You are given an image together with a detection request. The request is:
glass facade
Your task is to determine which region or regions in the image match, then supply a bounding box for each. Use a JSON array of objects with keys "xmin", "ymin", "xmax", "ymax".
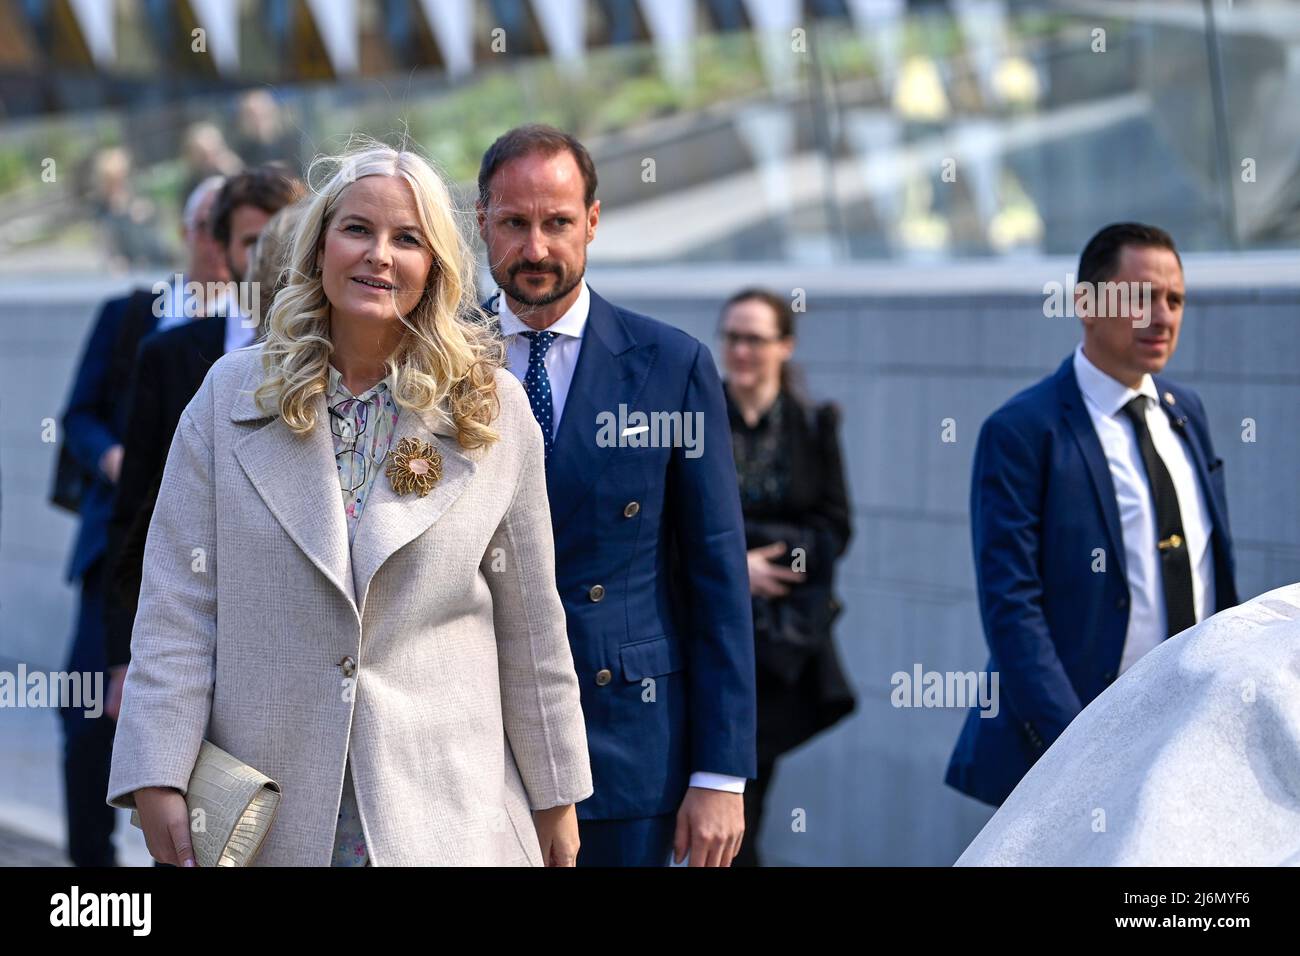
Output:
[{"xmin": 0, "ymin": 0, "xmax": 1295, "ymax": 273}]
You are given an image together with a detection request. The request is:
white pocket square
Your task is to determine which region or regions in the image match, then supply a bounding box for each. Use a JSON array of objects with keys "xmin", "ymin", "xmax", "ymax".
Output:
[{"xmin": 621, "ymin": 425, "xmax": 649, "ymax": 437}]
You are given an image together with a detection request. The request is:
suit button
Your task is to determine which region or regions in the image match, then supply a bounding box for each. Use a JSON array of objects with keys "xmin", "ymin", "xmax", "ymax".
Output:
[
  {"xmin": 1116, "ymin": 596, "xmax": 1129, "ymax": 609},
  {"xmin": 623, "ymin": 501, "xmax": 640, "ymax": 518},
  {"xmin": 589, "ymin": 584, "xmax": 606, "ymax": 602},
  {"xmin": 595, "ymin": 668, "xmax": 613, "ymax": 686},
  {"xmin": 1104, "ymin": 670, "xmax": 1116, "ymax": 683},
  {"xmin": 339, "ymin": 656, "xmax": 357, "ymax": 678}
]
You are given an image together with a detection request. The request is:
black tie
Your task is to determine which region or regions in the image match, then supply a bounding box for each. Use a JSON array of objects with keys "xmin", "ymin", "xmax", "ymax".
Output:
[{"xmin": 1120, "ymin": 396, "xmax": 1196, "ymax": 637}]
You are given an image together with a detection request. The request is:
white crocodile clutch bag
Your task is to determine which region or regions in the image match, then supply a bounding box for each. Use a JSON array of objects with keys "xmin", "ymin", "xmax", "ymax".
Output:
[{"xmin": 129, "ymin": 739, "xmax": 281, "ymax": 867}]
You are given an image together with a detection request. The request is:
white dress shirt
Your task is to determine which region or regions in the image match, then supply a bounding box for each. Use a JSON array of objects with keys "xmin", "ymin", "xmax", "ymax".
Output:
[
  {"xmin": 494, "ymin": 281, "xmax": 745, "ymax": 796},
  {"xmin": 495, "ymin": 281, "xmax": 590, "ymax": 431},
  {"xmin": 1073, "ymin": 344, "xmax": 1216, "ymax": 674},
  {"xmin": 224, "ymin": 310, "xmax": 256, "ymax": 354},
  {"xmin": 154, "ymin": 274, "xmax": 193, "ymax": 334},
  {"xmin": 157, "ymin": 275, "xmax": 247, "ymax": 345}
]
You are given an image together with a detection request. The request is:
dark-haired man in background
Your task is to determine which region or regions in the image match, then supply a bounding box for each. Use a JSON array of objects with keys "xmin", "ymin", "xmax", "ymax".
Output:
[
  {"xmin": 56, "ymin": 176, "xmax": 230, "ymax": 866},
  {"xmin": 946, "ymin": 222, "xmax": 1239, "ymax": 807},
  {"xmin": 103, "ymin": 166, "xmax": 305, "ymax": 714},
  {"xmin": 476, "ymin": 125, "xmax": 756, "ymax": 866}
]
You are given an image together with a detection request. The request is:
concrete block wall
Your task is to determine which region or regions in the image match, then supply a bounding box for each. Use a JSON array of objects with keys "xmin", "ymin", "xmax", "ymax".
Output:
[
  {"xmin": 2, "ymin": 271, "xmax": 1296, "ymax": 864},
  {"xmin": 618, "ymin": 278, "xmax": 1300, "ymax": 865}
]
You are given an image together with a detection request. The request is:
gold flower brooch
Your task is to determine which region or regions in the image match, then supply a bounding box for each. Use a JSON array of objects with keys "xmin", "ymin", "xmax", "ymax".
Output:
[{"xmin": 386, "ymin": 436, "xmax": 443, "ymax": 497}]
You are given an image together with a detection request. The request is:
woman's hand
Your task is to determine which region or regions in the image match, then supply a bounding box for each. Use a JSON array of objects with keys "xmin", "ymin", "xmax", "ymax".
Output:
[
  {"xmin": 99, "ymin": 444, "xmax": 124, "ymax": 484},
  {"xmin": 105, "ymin": 665, "xmax": 127, "ymax": 722},
  {"xmin": 532, "ymin": 803, "xmax": 580, "ymax": 866},
  {"xmin": 747, "ymin": 541, "xmax": 805, "ymax": 598},
  {"xmin": 134, "ymin": 787, "xmax": 196, "ymax": 866}
]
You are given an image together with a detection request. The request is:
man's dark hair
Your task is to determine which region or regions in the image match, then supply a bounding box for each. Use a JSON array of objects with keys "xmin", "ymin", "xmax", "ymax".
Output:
[
  {"xmin": 477, "ymin": 124, "xmax": 598, "ymax": 209},
  {"xmin": 1077, "ymin": 222, "xmax": 1182, "ymax": 287},
  {"xmin": 211, "ymin": 164, "xmax": 305, "ymax": 245}
]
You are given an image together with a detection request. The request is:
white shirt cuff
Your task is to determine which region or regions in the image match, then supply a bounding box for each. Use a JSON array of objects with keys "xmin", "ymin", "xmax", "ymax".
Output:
[{"xmin": 689, "ymin": 772, "xmax": 746, "ymax": 794}]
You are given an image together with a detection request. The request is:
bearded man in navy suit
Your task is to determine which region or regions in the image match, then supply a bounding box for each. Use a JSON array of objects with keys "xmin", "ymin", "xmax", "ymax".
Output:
[{"xmin": 476, "ymin": 125, "xmax": 757, "ymax": 866}]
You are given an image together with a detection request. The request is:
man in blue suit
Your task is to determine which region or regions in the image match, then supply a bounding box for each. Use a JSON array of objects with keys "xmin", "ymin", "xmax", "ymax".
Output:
[
  {"xmin": 56, "ymin": 176, "xmax": 229, "ymax": 865},
  {"xmin": 477, "ymin": 125, "xmax": 757, "ymax": 866},
  {"xmin": 946, "ymin": 222, "xmax": 1238, "ymax": 807}
]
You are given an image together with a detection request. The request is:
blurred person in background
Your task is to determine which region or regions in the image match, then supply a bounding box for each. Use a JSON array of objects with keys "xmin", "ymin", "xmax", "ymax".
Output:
[
  {"xmin": 55, "ymin": 174, "xmax": 229, "ymax": 866},
  {"xmin": 88, "ymin": 146, "xmax": 172, "ymax": 269},
  {"xmin": 179, "ymin": 121, "xmax": 242, "ymax": 210},
  {"xmin": 718, "ymin": 289, "xmax": 855, "ymax": 867},
  {"xmin": 104, "ymin": 169, "xmax": 307, "ymax": 717},
  {"xmin": 946, "ymin": 222, "xmax": 1239, "ymax": 807},
  {"xmin": 210, "ymin": 165, "xmax": 305, "ymax": 285},
  {"xmin": 233, "ymin": 90, "xmax": 301, "ymax": 172}
]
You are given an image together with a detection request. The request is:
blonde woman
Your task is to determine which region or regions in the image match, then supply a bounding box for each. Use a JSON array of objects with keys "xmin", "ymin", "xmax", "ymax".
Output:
[{"xmin": 107, "ymin": 142, "xmax": 593, "ymax": 866}]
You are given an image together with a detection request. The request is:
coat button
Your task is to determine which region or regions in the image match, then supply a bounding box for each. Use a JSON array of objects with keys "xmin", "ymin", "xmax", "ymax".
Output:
[
  {"xmin": 589, "ymin": 584, "xmax": 606, "ymax": 602},
  {"xmin": 1104, "ymin": 670, "xmax": 1116, "ymax": 683},
  {"xmin": 1116, "ymin": 596, "xmax": 1129, "ymax": 609},
  {"xmin": 623, "ymin": 501, "xmax": 640, "ymax": 518},
  {"xmin": 339, "ymin": 656, "xmax": 357, "ymax": 678},
  {"xmin": 595, "ymin": 668, "xmax": 613, "ymax": 686}
]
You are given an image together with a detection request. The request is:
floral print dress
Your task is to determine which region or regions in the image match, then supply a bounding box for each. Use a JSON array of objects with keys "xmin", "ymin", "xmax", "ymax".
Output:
[{"xmin": 325, "ymin": 363, "xmax": 400, "ymax": 866}]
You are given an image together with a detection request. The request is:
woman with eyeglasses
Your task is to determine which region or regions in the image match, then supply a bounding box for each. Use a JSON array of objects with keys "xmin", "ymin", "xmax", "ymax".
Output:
[
  {"xmin": 106, "ymin": 142, "xmax": 592, "ymax": 866},
  {"xmin": 718, "ymin": 288, "xmax": 855, "ymax": 867}
]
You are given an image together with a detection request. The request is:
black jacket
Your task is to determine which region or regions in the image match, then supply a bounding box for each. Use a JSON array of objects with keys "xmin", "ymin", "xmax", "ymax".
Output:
[
  {"xmin": 105, "ymin": 315, "xmax": 226, "ymax": 667},
  {"xmin": 726, "ymin": 386, "xmax": 856, "ymax": 764}
]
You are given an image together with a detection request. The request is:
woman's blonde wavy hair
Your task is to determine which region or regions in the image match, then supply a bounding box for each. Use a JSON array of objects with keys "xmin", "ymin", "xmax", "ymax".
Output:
[{"xmin": 253, "ymin": 138, "xmax": 504, "ymax": 449}]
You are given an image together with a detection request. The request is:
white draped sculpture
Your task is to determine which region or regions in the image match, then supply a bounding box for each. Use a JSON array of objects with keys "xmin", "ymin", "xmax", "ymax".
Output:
[{"xmin": 958, "ymin": 583, "xmax": 1300, "ymax": 866}]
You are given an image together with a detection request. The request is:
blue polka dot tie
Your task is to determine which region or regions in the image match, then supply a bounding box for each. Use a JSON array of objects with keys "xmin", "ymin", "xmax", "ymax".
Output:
[{"xmin": 521, "ymin": 330, "xmax": 557, "ymax": 459}]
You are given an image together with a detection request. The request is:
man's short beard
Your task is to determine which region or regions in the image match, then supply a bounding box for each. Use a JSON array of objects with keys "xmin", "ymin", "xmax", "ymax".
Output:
[{"xmin": 495, "ymin": 256, "xmax": 585, "ymax": 309}]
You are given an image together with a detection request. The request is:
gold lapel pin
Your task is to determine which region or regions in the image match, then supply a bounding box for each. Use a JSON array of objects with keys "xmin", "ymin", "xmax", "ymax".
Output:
[{"xmin": 386, "ymin": 436, "xmax": 443, "ymax": 498}]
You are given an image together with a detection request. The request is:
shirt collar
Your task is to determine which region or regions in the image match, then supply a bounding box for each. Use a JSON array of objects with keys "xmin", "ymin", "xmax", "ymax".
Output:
[
  {"xmin": 225, "ymin": 312, "xmax": 255, "ymax": 351},
  {"xmin": 1073, "ymin": 343, "xmax": 1159, "ymax": 418},
  {"xmin": 160, "ymin": 274, "xmax": 236, "ymax": 322},
  {"xmin": 494, "ymin": 280, "xmax": 590, "ymax": 340},
  {"xmin": 327, "ymin": 362, "xmax": 393, "ymax": 403}
]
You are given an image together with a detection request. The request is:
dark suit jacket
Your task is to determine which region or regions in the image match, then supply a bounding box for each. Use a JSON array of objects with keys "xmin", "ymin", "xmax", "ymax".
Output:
[
  {"xmin": 488, "ymin": 287, "xmax": 758, "ymax": 819},
  {"xmin": 60, "ymin": 289, "xmax": 160, "ymax": 583},
  {"xmin": 945, "ymin": 354, "xmax": 1238, "ymax": 806},
  {"xmin": 725, "ymin": 387, "xmax": 856, "ymax": 765},
  {"xmin": 105, "ymin": 315, "xmax": 226, "ymax": 667}
]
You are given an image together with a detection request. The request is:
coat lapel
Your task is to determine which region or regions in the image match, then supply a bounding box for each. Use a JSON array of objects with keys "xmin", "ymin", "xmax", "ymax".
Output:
[
  {"xmin": 545, "ymin": 289, "xmax": 657, "ymax": 531},
  {"xmin": 348, "ymin": 406, "xmax": 476, "ymax": 618},
  {"xmin": 1057, "ymin": 357, "xmax": 1129, "ymax": 581},
  {"xmin": 1150, "ymin": 378, "xmax": 1237, "ymax": 608},
  {"xmin": 230, "ymin": 361, "xmax": 357, "ymax": 614},
  {"xmin": 229, "ymin": 355, "xmax": 477, "ymax": 621},
  {"xmin": 1151, "ymin": 378, "xmax": 1228, "ymax": 541}
]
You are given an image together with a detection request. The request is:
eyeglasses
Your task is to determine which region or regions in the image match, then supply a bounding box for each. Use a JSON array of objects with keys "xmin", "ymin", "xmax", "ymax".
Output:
[
  {"xmin": 330, "ymin": 398, "xmax": 387, "ymax": 494},
  {"xmin": 720, "ymin": 331, "xmax": 784, "ymax": 350}
]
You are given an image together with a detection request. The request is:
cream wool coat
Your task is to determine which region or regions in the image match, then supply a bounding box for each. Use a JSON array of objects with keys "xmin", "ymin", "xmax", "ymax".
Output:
[{"xmin": 107, "ymin": 344, "xmax": 593, "ymax": 865}]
